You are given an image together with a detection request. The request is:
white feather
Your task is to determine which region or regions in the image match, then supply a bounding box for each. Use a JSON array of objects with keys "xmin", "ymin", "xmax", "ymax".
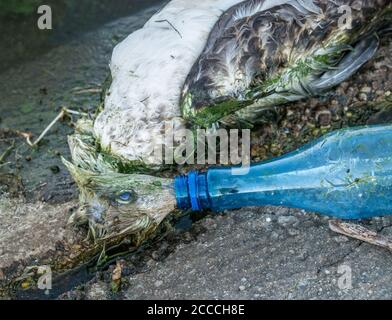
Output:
[
  {"xmin": 232, "ymin": 0, "xmax": 292, "ymax": 20},
  {"xmin": 94, "ymin": 0, "xmax": 244, "ymax": 164}
]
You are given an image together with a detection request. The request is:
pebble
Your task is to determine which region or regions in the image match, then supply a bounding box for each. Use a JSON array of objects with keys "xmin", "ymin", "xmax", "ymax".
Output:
[
  {"xmin": 297, "ymin": 279, "xmax": 308, "ymax": 289},
  {"xmin": 359, "ymin": 93, "xmax": 368, "ymax": 101},
  {"xmin": 146, "ymin": 259, "xmax": 157, "ymax": 268},
  {"xmin": 333, "ymin": 236, "xmax": 349, "ymax": 243},
  {"xmin": 278, "ymin": 216, "xmax": 299, "ymax": 228},
  {"xmin": 316, "ymin": 110, "xmax": 331, "ymax": 126},
  {"xmin": 288, "ymin": 228, "xmax": 300, "ymax": 236},
  {"xmin": 239, "ymin": 285, "xmax": 246, "ymax": 291},
  {"xmin": 154, "ymin": 280, "xmax": 163, "ymax": 288},
  {"xmin": 270, "ymin": 232, "xmax": 280, "ymax": 240},
  {"xmin": 297, "ymin": 250, "xmax": 309, "ymax": 261},
  {"xmin": 360, "ymin": 86, "xmax": 372, "ymax": 93}
]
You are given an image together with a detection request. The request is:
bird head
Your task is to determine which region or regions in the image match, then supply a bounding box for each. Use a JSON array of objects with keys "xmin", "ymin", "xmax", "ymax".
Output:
[{"xmin": 62, "ymin": 120, "xmax": 176, "ymax": 242}]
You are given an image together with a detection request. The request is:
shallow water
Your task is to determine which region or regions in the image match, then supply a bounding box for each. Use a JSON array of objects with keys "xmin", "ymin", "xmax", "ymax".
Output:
[{"xmin": 0, "ymin": 0, "xmax": 167, "ymax": 72}]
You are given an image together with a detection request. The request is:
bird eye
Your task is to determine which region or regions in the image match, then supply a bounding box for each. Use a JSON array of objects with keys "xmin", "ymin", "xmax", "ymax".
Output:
[{"xmin": 116, "ymin": 191, "xmax": 134, "ymax": 204}]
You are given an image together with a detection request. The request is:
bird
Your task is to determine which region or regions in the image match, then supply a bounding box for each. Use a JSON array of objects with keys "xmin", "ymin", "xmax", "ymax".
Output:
[{"xmin": 63, "ymin": 0, "xmax": 392, "ymax": 243}]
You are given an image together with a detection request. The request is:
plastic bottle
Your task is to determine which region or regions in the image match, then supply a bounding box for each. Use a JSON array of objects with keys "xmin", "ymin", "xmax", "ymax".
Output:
[{"xmin": 175, "ymin": 125, "xmax": 392, "ymax": 219}]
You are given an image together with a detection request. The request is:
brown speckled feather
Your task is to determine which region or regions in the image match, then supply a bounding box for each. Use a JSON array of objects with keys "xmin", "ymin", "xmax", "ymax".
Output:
[{"xmin": 181, "ymin": 0, "xmax": 391, "ymax": 127}]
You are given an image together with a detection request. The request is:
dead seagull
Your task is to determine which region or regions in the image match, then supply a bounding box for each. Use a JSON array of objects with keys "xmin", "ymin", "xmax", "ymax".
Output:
[{"xmin": 61, "ymin": 0, "xmax": 391, "ymax": 244}]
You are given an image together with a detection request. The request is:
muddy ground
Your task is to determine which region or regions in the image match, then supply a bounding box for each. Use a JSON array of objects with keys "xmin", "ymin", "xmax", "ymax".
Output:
[{"xmin": 1, "ymin": 3, "xmax": 392, "ymax": 299}]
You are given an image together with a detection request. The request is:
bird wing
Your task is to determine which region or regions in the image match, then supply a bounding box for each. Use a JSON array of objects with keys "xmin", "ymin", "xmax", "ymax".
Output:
[{"xmin": 181, "ymin": 0, "xmax": 388, "ymax": 127}]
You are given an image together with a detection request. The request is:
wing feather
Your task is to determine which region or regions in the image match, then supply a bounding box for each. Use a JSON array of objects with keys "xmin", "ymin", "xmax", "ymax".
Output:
[{"xmin": 181, "ymin": 0, "xmax": 389, "ymax": 127}]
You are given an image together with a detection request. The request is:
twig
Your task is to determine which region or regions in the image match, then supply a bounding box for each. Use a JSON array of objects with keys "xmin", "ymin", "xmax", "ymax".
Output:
[
  {"xmin": 0, "ymin": 162, "xmax": 11, "ymax": 168},
  {"xmin": 329, "ymin": 220, "xmax": 392, "ymax": 250},
  {"xmin": 72, "ymin": 87, "xmax": 102, "ymax": 95},
  {"xmin": 155, "ymin": 19, "xmax": 182, "ymax": 38},
  {"xmin": 63, "ymin": 108, "xmax": 88, "ymax": 117},
  {"xmin": 0, "ymin": 140, "xmax": 15, "ymax": 164},
  {"xmin": 27, "ymin": 182, "xmax": 48, "ymax": 193},
  {"xmin": 26, "ymin": 107, "xmax": 88, "ymax": 148},
  {"xmin": 26, "ymin": 111, "xmax": 64, "ymax": 147}
]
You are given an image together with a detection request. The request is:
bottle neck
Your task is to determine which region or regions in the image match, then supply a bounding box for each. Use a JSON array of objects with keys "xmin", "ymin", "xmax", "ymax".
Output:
[{"xmin": 175, "ymin": 171, "xmax": 209, "ymax": 211}]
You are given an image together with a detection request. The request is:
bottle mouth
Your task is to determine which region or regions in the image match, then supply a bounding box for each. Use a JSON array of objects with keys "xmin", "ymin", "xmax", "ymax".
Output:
[
  {"xmin": 174, "ymin": 174, "xmax": 191, "ymax": 210},
  {"xmin": 175, "ymin": 171, "xmax": 207, "ymax": 211}
]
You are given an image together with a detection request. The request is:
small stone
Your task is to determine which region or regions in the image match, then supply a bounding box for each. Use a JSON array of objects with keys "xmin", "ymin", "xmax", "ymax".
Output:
[
  {"xmin": 239, "ymin": 285, "xmax": 246, "ymax": 291},
  {"xmin": 146, "ymin": 259, "xmax": 156, "ymax": 268},
  {"xmin": 312, "ymin": 128, "xmax": 320, "ymax": 136},
  {"xmin": 297, "ymin": 250, "xmax": 309, "ymax": 261},
  {"xmin": 385, "ymin": 91, "xmax": 391, "ymax": 97},
  {"xmin": 298, "ymin": 279, "xmax": 308, "ymax": 289},
  {"xmin": 288, "ymin": 228, "xmax": 300, "ymax": 236},
  {"xmin": 316, "ymin": 110, "xmax": 331, "ymax": 126},
  {"xmin": 351, "ymin": 1, "xmax": 362, "ymax": 10},
  {"xmin": 360, "ymin": 86, "xmax": 372, "ymax": 93},
  {"xmin": 359, "ymin": 93, "xmax": 368, "ymax": 101},
  {"xmin": 333, "ymin": 236, "xmax": 349, "ymax": 243},
  {"xmin": 155, "ymin": 280, "xmax": 163, "ymax": 288},
  {"xmin": 21, "ymin": 282, "xmax": 31, "ymax": 290},
  {"xmin": 270, "ymin": 232, "xmax": 279, "ymax": 240},
  {"xmin": 278, "ymin": 216, "xmax": 299, "ymax": 228}
]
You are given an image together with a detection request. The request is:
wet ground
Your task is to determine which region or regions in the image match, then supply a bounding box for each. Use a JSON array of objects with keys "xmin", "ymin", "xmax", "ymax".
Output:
[
  {"xmin": 0, "ymin": 0, "xmax": 165, "ymax": 73},
  {"xmin": 1, "ymin": 2, "xmax": 392, "ymax": 300}
]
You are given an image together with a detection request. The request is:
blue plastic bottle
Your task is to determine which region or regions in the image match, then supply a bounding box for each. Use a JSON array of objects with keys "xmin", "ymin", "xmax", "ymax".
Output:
[{"xmin": 175, "ymin": 125, "xmax": 392, "ymax": 219}]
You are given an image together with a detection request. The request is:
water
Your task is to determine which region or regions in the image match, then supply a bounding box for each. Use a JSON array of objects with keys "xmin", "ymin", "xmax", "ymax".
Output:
[{"xmin": 0, "ymin": 0, "xmax": 167, "ymax": 72}]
